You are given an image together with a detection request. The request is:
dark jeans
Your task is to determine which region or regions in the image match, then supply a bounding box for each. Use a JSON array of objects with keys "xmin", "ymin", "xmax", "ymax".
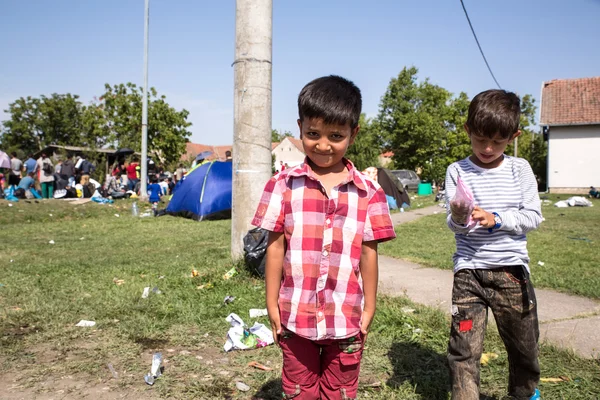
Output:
[
  {"xmin": 448, "ymin": 266, "xmax": 540, "ymax": 400},
  {"xmin": 128, "ymin": 178, "xmax": 139, "ymax": 191}
]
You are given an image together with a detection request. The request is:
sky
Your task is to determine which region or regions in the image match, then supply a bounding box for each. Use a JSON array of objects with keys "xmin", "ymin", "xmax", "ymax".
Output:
[{"xmin": 1, "ymin": 0, "xmax": 599, "ymax": 146}]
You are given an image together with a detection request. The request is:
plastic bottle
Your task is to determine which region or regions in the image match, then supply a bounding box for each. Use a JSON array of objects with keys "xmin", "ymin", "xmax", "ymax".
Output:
[
  {"xmin": 131, "ymin": 201, "xmax": 139, "ymax": 217},
  {"xmin": 530, "ymin": 388, "xmax": 541, "ymax": 400}
]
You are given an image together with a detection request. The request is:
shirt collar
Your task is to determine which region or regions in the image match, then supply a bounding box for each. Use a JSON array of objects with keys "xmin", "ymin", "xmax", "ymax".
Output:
[{"xmin": 287, "ymin": 157, "xmax": 368, "ymax": 193}]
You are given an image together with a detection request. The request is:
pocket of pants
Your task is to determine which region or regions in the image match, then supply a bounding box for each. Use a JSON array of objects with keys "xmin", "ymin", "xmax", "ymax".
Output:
[{"xmin": 336, "ymin": 338, "xmax": 363, "ymax": 384}]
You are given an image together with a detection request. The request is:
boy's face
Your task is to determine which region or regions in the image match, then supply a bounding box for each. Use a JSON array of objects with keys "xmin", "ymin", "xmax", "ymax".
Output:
[
  {"xmin": 298, "ymin": 117, "xmax": 358, "ymax": 172},
  {"xmin": 466, "ymin": 125, "xmax": 521, "ymax": 169}
]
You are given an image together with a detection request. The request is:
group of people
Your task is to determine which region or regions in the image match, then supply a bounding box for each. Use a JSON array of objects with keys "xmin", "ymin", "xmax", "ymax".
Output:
[
  {"xmin": 1, "ymin": 152, "xmax": 96, "ymax": 200},
  {"xmin": 252, "ymin": 76, "xmax": 543, "ymax": 400}
]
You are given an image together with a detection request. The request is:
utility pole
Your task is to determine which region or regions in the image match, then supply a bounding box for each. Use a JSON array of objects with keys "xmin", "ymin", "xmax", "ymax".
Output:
[
  {"xmin": 231, "ymin": 0, "xmax": 273, "ymax": 258},
  {"xmin": 514, "ymin": 136, "xmax": 518, "ymax": 157},
  {"xmin": 140, "ymin": 0, "xmax": 150, "ymax": 198}
]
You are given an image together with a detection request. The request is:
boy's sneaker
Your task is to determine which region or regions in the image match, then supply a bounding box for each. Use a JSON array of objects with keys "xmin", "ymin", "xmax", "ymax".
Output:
[{"xmin": 530, "ymin": 388, "xmax": 541, "ymax": 400}]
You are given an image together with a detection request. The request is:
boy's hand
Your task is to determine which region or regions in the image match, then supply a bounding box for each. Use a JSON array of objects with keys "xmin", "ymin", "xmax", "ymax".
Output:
[
  {"xmin": 360, "ymin": 309, "xmax": 375, "ymax": 335},
  {"xmin": 450, "ymin": 200, "xmax": 471, "ymax": 225},
  {"xmin": 267, "ymin": 307, "xmax": 282, "ymax": 346},
  {"xmin": 471, "ymin": 206, "xmax": 495, "ymax": 227}
]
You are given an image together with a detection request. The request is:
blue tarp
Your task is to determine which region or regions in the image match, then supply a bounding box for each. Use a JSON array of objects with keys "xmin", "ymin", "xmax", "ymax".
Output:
[{"xmin": 166, "ymin": 161, "xmax": 232, "ymax": 221}]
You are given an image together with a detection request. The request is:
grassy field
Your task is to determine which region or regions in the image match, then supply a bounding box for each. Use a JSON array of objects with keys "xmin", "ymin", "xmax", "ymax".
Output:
[
  {"xmin": 381, "ymin": 195, "xmax": 600, "ymax": 299},
  {"xmin": 0, "ymin": 199, "xmax": 599, "ymax": 399}
]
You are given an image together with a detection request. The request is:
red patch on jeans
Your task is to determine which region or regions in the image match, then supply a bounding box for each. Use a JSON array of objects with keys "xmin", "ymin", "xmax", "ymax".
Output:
[{"xmin": 459, "ymin": 319, "xmax": 473, "ymax": 332}]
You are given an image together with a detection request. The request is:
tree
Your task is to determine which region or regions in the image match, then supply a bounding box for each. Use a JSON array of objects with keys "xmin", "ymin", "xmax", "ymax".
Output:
[
  {"xmin": 100, "ymin": 83, "xmax": 192, "ymax": 166},
  {"xmin": 0, "ymin": 94, "xmax": 89, "ymax": 153},
  {"xmin": 271, "ymin": 129, "xmax": 293, "ymax": 142},
  {"xmin": 344, "ymin": 113, "xmax": 382, "ymax": 171},
  {"xmin": 377, "ymin": 66, "xmax": 472, "ymax": 183}
]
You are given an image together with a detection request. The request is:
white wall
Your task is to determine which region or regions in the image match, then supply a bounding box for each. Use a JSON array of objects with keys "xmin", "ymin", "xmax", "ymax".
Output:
[
  {"xmin": 272, "ymin": 137, "xmax": 305, "ymax": 167},
  {"xmin": 548, "ymin": 125, "xmax": 600, "ymax": 189}
]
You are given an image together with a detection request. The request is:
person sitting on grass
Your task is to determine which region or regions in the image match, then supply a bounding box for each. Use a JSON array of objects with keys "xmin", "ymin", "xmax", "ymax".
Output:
[
  {"xmin": 252, "ymin": 75, "xmax": 396, "ymax": 400},
  {"xmin": 445, "ymin": 89, "xmax": 543, "ymax": 400},
  {"xmin": 147, "ymin": 175, "xmax": 162, "ymax": 213}
]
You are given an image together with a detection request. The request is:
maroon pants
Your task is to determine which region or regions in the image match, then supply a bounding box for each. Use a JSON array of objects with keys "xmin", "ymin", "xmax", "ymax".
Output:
[{"xmin": 279, "ymin": 329, "xmax": 365, "ymax": 400}]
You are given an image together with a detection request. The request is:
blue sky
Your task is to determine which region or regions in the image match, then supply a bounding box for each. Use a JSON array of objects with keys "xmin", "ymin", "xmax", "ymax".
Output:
[{"xmin": 1, "ymin": 0, "xmax": 599, "ymax": 145}]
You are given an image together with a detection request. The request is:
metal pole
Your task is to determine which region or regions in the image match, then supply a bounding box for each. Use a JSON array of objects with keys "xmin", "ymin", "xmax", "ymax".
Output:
[
  {"xmin": 513, "ymin": 136, "xmax": 518, "ymax": 157},
  {"xmin": 140, "ymin": 0, "xmax": 149, "ymax": 198},
  {"xmin": 231, "ymin": 0, "xmax": 273, "ymax": 258}
]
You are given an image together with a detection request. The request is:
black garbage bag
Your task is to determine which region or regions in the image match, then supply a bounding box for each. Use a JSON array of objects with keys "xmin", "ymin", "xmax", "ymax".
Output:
[{"xmin": 243, "ymin": 227, "xmax": 268, "ymax": 278}]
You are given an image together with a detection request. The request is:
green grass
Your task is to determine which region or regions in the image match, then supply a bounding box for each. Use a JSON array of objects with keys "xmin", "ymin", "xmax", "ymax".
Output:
[
  {"xmin": 1, "ymin": 199, "xmax": 599, "ymax": 399},
  {"xmin": 381, "ymin": 195, "xmax": 600, "ymax": 299}
]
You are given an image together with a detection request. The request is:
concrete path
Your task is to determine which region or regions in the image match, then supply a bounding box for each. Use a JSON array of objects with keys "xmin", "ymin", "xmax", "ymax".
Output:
[{"xmin": 379, "ymin": 205, "xmax": 600, "ymax": 359}]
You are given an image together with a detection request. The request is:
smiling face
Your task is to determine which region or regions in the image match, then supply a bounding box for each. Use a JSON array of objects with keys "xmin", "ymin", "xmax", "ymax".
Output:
[
  {"xmin": 467, "ymin": 126, "xmax": 520, "ymax": 169},
  {"xmin": 298, "ymin": 117, "xmax": 358, "ymax": 173}
]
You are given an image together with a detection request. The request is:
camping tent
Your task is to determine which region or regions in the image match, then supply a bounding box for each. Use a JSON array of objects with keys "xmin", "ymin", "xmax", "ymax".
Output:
[
  {"xmin": 166, "ymin": 161, "xmax": 232, "ymax": 221},
  {"xmin": 377, "ymin": 168, "xmax": 411, "ymax": 208}
]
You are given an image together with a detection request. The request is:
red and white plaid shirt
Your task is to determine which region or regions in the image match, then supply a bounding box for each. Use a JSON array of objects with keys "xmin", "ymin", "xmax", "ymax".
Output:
[{"xmin": 252, "ymin": 158, "xmax": 395, "ymax": 340}]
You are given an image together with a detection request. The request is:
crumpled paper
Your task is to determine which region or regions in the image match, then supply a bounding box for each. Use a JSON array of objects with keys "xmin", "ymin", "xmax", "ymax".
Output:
[{"xmin": 223, "ymin": 313, "xmax": 274, "ymax": 352}]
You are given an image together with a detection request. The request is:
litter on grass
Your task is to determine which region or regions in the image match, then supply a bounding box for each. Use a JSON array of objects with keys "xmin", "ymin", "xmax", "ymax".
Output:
[
  {"xmin": 236, "ymin": 381, "xmax": 251, "ymax": 392},
  {"xmin": 114, "ymin": 213, "xmax": 120, "ymax": 217},
  {"xmin": 48, "ymin": 240, "xmax": 55, "ymax": 245},
  {"xmin": 113, "ymin": 278, "xmax": 125, "ymax": 285},
  {"xmin": 568, "ymin": 237, "xmax": 593, "ymax": 243},
  {"xmin": 107, "ymin": 363, "xmax": 119, "ymax": 379},
  {"xmin": 144, "ymin": 353, "xmax": 163, "ymax": 385},
  {"xmin": 248, "ymin": 361, "xmax": 273, "ymax": 371},
  {"xmin": 537, "ymin": 261, "xmax": 545, "ymax": 267},
  {"xmin": 249, "ymin": 308, "xmax": 268, "ymax": 318},
  {"xmin": 152, "ymin": 287, "xmax": 162, "ymax": 295},
  {"xmin": 223, "ymin": 267, "xmax": 238, "ymax": 280},
  {"xmin": 480, "ymin": 352, "xmax": 499, "ymax": 366},
  {"xmin": 142, "ymin": 287, "xmax": 150, "ymax": 299},
  {"xmin": 401, "ymin": 307, "xmax": 416, "ymax": 314},
  {"xmin": 75, "ymin": 320, "xmax": 96, "ymax": 327},
  {"xmin": 224, "ymin": 295, "xmax": 236, "ymax": 304},
  {"xmin": 540, "ymin": 376, "xmax": 571, "ymax": 383},
  {"xmin": 191, "ymin": 269, "xmax": 199, "ymax": 277},
  {"xmin": 223, "ymin": 313, "xmax": 274, "ymax": 352},
  {"xmin": 555, "ymin": 196, "xmax": 593, "ymax": 208},
  {"xmin": 197, "ymin": 283, "xmax": 214, "ymax": 290}
]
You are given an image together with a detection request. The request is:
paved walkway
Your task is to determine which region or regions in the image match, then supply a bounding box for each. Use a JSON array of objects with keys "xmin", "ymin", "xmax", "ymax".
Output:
[{"xmin": 379, "ymin": 205, "xmax": 600, "ymax": 359}]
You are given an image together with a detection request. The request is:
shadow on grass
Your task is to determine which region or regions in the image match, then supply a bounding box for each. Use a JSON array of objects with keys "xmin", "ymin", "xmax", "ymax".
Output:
[
  {"xmin": 387, "ymin": 342, "xmax": 499, "ymax": 400},
  {"xmin": 387, "ymin": 341, "xmax": 449, "ymax": 399},
  {"xmin": 253, "ymin": 378, "xmax": 282, "ymax": 400}
]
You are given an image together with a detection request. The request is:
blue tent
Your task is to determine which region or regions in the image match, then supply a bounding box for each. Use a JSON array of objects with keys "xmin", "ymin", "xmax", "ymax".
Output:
[{"xmin": 166, "ymin": 161, "xmax": 232, "ymax": 221}]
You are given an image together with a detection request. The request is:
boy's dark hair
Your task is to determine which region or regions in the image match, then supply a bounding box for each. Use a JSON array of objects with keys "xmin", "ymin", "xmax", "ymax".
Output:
[
  {"xmin": 11, "ymin": 151, "xmax": 17, "ymax": 157},
  {"xmin": 466, "ymin": 89, "xmax": 521, "ymax": 139},
  {"xmin": 150, "ymin": 176, "xmax": 158, "ymax": 184},
  {"xmin": 298, "ymin": 75, "xmax": 362, "ymax": 129},
  {"xmin": 28, "ymin": 153, "xmax": 33, "ymax": 158}
]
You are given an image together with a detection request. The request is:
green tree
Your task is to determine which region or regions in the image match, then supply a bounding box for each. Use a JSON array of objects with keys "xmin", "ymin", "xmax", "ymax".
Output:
[
  {"xmin": 99, "ymin": 83, "xmax": 192, "ymax": 165},
  {"xmin": 377, "ymin": 66, "xmax": 471, "ymax": 183},
  {"xmin": 345, "ymin": 113, "xmax": 382, "ymax": 171},
  {"xmin": 271, "ymin": 129, "xmax": 293, "ymax": 142},
  {"xmin": 1, "ymin": 94, "xmax": 88, "ymax": 153}
]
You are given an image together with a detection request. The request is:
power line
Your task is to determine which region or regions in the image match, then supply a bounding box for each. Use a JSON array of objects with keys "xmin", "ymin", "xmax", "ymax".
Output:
[{"xmin": 459, "ymin": 0, "xmax": 502, "ymax": 89}]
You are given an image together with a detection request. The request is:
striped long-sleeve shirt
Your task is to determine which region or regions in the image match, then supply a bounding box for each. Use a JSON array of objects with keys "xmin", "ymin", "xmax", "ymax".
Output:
[{"xmin": 445, "ymin": 156, "xmax": 542, "ymax": 273}]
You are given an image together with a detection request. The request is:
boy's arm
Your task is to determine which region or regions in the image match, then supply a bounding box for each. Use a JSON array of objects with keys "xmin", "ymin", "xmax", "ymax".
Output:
[
  {"xmin": 265, "ymin": 231, "xmax": 285, "ymax": 345},
  {"xmin": 445, "ymin": 166, "xmax": 471, "ymax": 235},
  {"xmin": 496, "ymin": 161, "xmax": 542, "ymax": 234},
  {"xmin": 359, "ymin": 240, "xmax": 378, "ymax": 335}
]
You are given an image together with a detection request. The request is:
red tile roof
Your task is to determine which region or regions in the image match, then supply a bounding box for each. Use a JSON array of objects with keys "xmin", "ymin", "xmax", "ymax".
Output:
[
  {"xmin": 287, "ymin": 137, "xmax": 305, "ymax": 154},
  {"xmin": 182, "ymin": 142, "xmax": 232, "ymax": 162},
  {"xmin": 540, "ymin": 77, "xmax": 600, "ymax": 126}
]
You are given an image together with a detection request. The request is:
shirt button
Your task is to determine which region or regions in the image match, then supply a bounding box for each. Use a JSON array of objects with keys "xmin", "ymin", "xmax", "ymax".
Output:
[
  {"xmin": 318, "ymin": 311, "xmax": 323, "ymax": 317},
  {"xmin": 325, "ymin": 218, "xmax": 331, "ymax": 225},
  {"xmin": 322, "ymin": 250, "xmax": 328, "ymax": 257},
  {"xmin": 318, "ymin": 280, "xmax": 325, "ymax": 289}
]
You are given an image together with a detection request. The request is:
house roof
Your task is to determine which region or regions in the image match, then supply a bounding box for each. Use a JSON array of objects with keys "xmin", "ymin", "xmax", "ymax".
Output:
[
  {"xmin": 182, "ymin": 141, "xmax": 282, "ymax": 162},
  {"xmin": 540, "ymin": 77, "xmax": 600, "ymax": 126},
  {"xmin": 286, "ymin": 137, "xmax": 305, "ymax": 153}
]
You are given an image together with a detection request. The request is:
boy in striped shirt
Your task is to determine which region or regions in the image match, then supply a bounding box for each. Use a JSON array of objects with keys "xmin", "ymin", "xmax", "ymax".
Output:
[
  {"xmin": 445, "ymin": 89, "xmax": 543, "ymax": 400},
  {"xmin": 252, "ymin": 76, "xmax": 395, "ymax": 399}
]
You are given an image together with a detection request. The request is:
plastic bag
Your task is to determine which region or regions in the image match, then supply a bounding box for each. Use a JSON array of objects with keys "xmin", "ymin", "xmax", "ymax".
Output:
[
  {"xmin": 450, "ymin": 176, "xmax": 475, "ymax": 225},
  {"xmin": 243, "ymin": 228, "xmax": 268, "ymax": 278}
]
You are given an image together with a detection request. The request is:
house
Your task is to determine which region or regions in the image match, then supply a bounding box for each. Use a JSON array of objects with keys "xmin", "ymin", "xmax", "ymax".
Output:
[
  {"xmin": 271, "ymin": 136, "xmax": 305, "ymax": 168},
  {"xmin": 181, "ymin": 143, "xmax": 232, "ymax": 163},
  {"xmin": 540, "ymin": 77, "xmax": 600, "ymax": 193}
]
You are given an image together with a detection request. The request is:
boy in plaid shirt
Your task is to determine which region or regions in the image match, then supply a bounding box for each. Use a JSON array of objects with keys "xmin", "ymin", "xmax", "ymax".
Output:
[{"xmin": 252, "ymin": 76, "xmax": 396, "ymax": 399}]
